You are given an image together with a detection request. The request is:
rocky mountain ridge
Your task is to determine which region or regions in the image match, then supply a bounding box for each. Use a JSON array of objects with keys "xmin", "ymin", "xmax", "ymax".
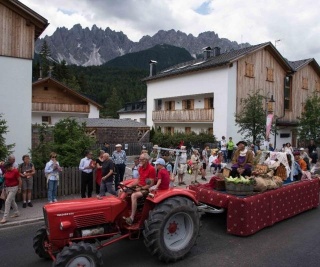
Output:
[{"xmin": 35, "ymin": 24, "xmax": 250, "ymax": 66}]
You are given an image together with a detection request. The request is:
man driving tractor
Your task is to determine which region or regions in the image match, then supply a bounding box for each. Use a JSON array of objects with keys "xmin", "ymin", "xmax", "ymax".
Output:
[{"xmin": 121, "ymin": 153, "xmax": 156, "ymax": 225}]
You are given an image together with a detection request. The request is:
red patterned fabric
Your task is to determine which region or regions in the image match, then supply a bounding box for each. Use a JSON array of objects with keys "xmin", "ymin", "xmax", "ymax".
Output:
[{"xmin": 190, "ymin": 179, "xmax": 320, "ymax": 236}]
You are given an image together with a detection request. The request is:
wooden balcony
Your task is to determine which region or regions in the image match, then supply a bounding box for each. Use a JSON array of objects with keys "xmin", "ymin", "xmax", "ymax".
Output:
[
  {"xmin": 152, "ymin": 109, "xmax": 214, "ymax": 122},
  {"xmin": 32, "ymin": 103, "xmax": 90, "ymax": 113}
]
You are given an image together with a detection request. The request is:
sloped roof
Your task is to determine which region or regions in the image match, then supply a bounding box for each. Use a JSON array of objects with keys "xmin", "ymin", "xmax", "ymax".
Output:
[
  {"xmin": 1, "ymin": 0, "xmax": 49, "ymax": 39},
  {"xmin": 287, "ymin": 58, "xmax": 320, "ymax": 76},
  {"xmin": 143, "ymin": 42, "xmax": 292, "ymax": 82},
  {"xmin": 117, "ymin": 98, "xmax": 146, "ymax": 114},
  {"xmin": 32, "ymin": 77, "xmax": 103, "ymax": 109},
  {"xmin": 74, "ymin": 118, "xmax": 149, "ymax": 128}
]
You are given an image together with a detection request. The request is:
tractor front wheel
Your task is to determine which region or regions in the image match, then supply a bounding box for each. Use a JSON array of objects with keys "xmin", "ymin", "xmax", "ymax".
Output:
[
  {"xmin": 143, "ymin": 196, "xmax": 200, "ymax": 262},
  {"xmin": 33, "ymin": 226, "xmax": 51, "ymax": 259},
  {"xmin": 53, "ymin": 242, "xmax": 103, "ymax": 267}
]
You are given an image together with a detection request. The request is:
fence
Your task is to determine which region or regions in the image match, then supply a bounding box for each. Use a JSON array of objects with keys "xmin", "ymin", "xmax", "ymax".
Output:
[
  {"xmin": 94, "ymin": 142, "xmax": 153, "ymax": 156},
  {"xmin": 20, "ymin": 167, "xmax": 83, "ymax": 201}
]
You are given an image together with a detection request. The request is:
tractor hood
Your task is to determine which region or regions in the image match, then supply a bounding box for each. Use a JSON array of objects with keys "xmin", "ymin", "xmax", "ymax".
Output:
[{"xmin": 44, "ymin": 195, "xmax": 127, "ymax": 228}]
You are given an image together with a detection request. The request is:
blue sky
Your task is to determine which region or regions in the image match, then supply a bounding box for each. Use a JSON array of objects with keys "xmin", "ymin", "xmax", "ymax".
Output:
[{"xmin": 20, "ymin": 0, "xmax": 320, "ymax": 63}]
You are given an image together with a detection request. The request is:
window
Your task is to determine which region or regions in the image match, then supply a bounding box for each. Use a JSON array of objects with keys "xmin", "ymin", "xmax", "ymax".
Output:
[
  {"xmin": 165, "ymin": 127, "xmax": 174, "ymax": 135},
  {"xmin": 204, "ymin": 97, "xmax": 214, "ymax": 109},
  {"xmin": 284, "ymin": 76, "xmax": 292, "ymax": 110},
  {"xmin": 182, "ymin": 99, "xmax": 194, "ymax": 110},
  {"xmin": 156, "ymin": 99, "xmax": 162, "ymax": 110},
  {"xmin": 185, "ymin": 127, "xmax": 191, "ymax": 134},
  {"xmin": 165, "ymin": 101, "xmax": 175, "ymax": 111},
  {"xmin": 266, "ymin": 67, "xmax": 274, "ymax": 82},
  {"xmin": 245, "ymin": 62, "xmax": 254, "ymax": 77},
  {"xmin": 302, "ymin": 77, "xmax": 308, "ymax": 89},
  {"xmin": 42, "ymin": 116, "xmax": 51, "ymax": 124}
]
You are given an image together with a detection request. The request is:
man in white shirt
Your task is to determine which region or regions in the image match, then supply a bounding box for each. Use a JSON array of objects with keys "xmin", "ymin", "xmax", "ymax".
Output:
[{"xmin": 79, "ymin": 151, "xmax": 94, "ymax": 198}]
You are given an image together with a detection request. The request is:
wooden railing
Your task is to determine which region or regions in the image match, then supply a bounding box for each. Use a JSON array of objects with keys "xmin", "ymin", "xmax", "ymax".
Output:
[
  {"xmin": 32, "ymin": 103, "xmax": 90, "ymax": 113},
  {"xmin": 152, "ymin": 108, "xmax": 214, "ymax": 122}
]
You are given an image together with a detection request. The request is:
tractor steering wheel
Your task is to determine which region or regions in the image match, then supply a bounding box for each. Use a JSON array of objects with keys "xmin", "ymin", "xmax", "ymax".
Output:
[{"xmin": 119, "ymin": 183, "xmax": 136, "ymax": 193}]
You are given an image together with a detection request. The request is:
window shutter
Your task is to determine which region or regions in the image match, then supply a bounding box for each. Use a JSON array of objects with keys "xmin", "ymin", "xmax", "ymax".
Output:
[
  {"xmin": 190, "ymin": 99, "xmax": 194, "ymax": 110},
  {"xmin": 182, "ymin": 100, "xmax": 186, "ymax": 109}
]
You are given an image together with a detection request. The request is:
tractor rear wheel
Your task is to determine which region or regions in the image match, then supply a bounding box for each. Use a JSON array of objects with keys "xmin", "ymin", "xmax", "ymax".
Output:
[
  {"xmin": 33, "ymin": 226, "xmax": 51, "ymax": 259},
  {"xmin": 53, "ymin": 242, "xmax": 103, "ymax": 267},
  {"xmin": 143, "ymin": 196, "xmax": 200, "ymax": 262}
]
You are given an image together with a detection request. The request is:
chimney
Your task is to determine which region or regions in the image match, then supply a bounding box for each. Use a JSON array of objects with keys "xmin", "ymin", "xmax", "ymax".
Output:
[
  {"xmin": 213, "ymin": 47, "xmax": 221, "ymax": 57},
  {"xmin": 149, "ymin": 60, "xmax": 157, "ymax": 76},
  {"xmin": 202, "ymin": 46, "xmax": 212, "ymax": 60}
]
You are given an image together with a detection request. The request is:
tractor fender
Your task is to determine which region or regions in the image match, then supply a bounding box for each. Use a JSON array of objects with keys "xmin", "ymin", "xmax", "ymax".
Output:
[{"xmin": 146, "ymin": 188, "xmax": 199, "ymax": 205}]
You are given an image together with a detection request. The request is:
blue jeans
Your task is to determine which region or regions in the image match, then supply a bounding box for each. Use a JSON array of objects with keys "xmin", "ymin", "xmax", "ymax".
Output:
[
  {"xmin": 48, "ymin": 180, "xmax": 58, "ymax": 202},
  {"xmin": 221, "ymin": 150, "xmax": 228, "ymax": 163}
]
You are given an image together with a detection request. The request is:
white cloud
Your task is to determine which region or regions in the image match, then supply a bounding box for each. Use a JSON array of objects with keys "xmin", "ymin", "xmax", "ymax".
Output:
[{"xmin": 20, "ymin": 0, "xmax": 320, "ymax": 63}]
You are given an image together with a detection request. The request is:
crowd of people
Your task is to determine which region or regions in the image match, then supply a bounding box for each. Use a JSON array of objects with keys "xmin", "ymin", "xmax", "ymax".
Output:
[{"xmin": 1, "ymin": 138, "xmax": 318, "ymax": 225}]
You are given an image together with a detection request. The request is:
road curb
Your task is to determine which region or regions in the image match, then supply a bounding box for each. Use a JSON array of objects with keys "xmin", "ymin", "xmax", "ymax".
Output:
[{"xmin": 0, "ymin": 217, "xmax": 44, "ymax": 229}]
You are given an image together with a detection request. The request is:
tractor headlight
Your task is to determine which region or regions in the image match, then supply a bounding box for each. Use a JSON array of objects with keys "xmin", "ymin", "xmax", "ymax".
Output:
[{"xmin": 60, "ymin": 221, "xmax": 71, "ymax": 230}]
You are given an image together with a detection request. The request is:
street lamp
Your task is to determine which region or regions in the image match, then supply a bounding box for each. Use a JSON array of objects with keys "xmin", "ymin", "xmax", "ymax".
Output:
[{"xmin": 265, "ymin": 93, "xmax": 275, "ymax": 117}]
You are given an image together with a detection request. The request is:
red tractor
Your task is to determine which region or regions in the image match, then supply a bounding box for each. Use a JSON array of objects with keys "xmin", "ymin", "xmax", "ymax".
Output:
[{"xmin": 33, "ymin": 181, "xmax": 200, "ymax": 266}]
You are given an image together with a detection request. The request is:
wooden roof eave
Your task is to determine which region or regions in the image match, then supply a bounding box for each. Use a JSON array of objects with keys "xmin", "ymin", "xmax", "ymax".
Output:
[
  {"xmin": 33, "ymin": 78, "xmax": 103, "ymax": 109},
  {"xmin": 1, "ymin": 0, "xmax": 49, "ymax": 39}
]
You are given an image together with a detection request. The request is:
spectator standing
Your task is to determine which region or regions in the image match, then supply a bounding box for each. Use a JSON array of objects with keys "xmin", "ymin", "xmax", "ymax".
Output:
[
  {"xmin": 79, "ymin": 151, "xmax": 95, "ymax": 198},
  {"xmin": 45, "ymin": 152, "xmax": 62, "ymax": 203},
  {"xmin": 150, "ymin": 145, "xmax": 159, "ymax": 164},
  {"xmin": 201, "ymin": 146, "xmax": 209, "ymax": 181},
  {"xmin": 132, "ymin": 157, "xmax": 140, "ymax": 179},
  {"xmin": 307, "ymin": 140, "xmax": 318, "ymax": 167},
  {"xmin": 220, "ymin": 136, "xmax": 227, "ymax": 163},
  {"xmin": 177, "ymin": 146, "xmax": 187, "ymax": 185},
  {"xmin": 112, "ymin": 144, "xmax": 127, "ymax": 190},
  {"xmin": 191, "ymin": 150, "xmax": 201, "ymax": 184},
  {"xmin": 0, "ymin": 164, "xmax": 4, "ymax": 212},
  {"xmin": 19, "ymin": 154, "xmax": 35, "ymax": 208},
  {"xmin": 97, "ymin": 153, "xmax": 116, "ymax": 198},
  {"xmin": 95, "ymin": 150, "xmax": 105, "ymax": 194},
  {"xmin": 269, "ymin": 143, "xmax": 275, "ymax": 151},
  {"xmin": 102, "ymin": 142, "xmax": 110, "ymax": 154},
  {"xmin": 0, "ymin": 162, "xmax": 22, "ymax": 224},
  {"xmin": 227, "ymin": 137, "xmax": 235, "ymax": 163},
  {"xmin": 7, "ymin": 154, "xmax": 18, "ymax": 169}
]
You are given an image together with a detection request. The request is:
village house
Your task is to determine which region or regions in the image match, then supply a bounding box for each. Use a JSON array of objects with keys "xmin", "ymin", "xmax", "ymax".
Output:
[
  {"xmin": 117, "ymin": 98, "xmax": 146, "ymax": 124},
  {"xmin": 0, "ymin": 0, "xmax": 48, "ymax": 160},
  {"xmin": 32, "ymin": 77, "xmax": 102, "ymax": 125},
  {"xmin": 143, "ymin": 42, "xmax": 320, "ymax": 149}
]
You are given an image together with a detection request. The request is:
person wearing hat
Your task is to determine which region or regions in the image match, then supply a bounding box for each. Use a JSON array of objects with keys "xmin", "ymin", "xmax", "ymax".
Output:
[
  {"xmin": 151, "ymin": 158, "xmax": 170, "ymax": 191},
  {"xmin": 150, "ymin": 145, "xmax": 159, "ymax": 164},
  {"xmin": 177, "ymin": 146, "xmax": 187, "ymax": 185},
  {"xmin": 230, "ymin": 141, "xmax": 253, "ymax": 177},
  {"xmin": 112, "ymin": 144, "xmax": 127, "ymax": 190}
]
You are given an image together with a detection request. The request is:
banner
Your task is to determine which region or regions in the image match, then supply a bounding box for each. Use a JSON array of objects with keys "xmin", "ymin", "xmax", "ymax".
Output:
[{"xmin": 266, "ymin": 114, "xmax": 274, "ymax": 140}]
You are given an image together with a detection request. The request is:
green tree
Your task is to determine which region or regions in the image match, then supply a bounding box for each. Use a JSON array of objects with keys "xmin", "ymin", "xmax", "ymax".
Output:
[
  {"xmin": 297, "ymin": 93, "xmax": 320, "ymax": 143},
  {"xmin": 40, "ymin": 40, "xmax": 51, "ymax": 78},
  {"xmin": 235, "ymin": 90, "xmax": 269, "ymax": 144},
  {"xmin": 103, "ymin": 88, "xmax": 123, "ymax": 118},
  {"xmin": 31, "ymin": 118, "xmax": 96, "ymax": 168},
  {"xmin": 0, "ymin": 114, "xmax": 15, "ymax": 160},
  {"xmin": 52, "ymin": 118, "xmax": 96, "ymax": 167}
]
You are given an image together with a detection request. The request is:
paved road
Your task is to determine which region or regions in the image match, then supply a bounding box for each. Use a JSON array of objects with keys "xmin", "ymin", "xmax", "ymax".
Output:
[{"xmin": 1, "ymin": 206, "xmax": 320, "ymax": 267}]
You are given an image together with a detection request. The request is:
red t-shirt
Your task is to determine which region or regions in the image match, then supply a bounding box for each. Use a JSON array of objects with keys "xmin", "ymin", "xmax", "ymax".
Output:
[
  {"xmin": 156, "ymin": 168, "xmax": 170, "ymax": 190},
  {"xmin": 5, "ymin": 169, "xmax": 20, "ymax": 187},
  {"xmin": 138, "ymin": 162, "xmax": 156, "ymax": 186}
]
